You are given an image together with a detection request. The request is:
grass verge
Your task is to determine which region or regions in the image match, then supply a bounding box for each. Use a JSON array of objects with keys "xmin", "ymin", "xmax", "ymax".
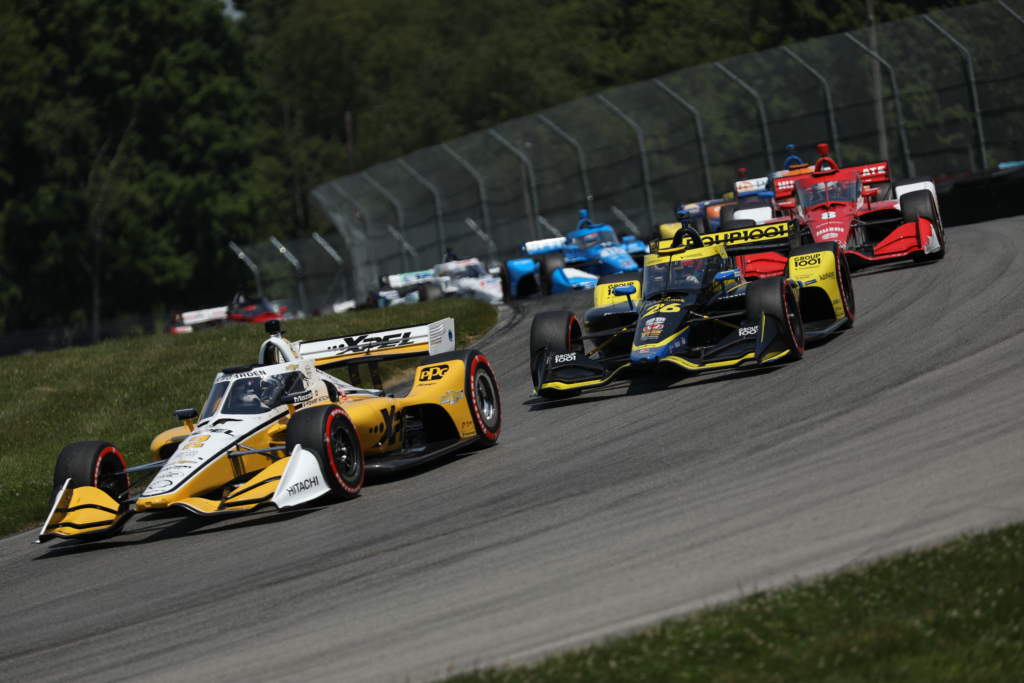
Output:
[
  {"xmin": 0, "ymin": 298, "xmax": 497, "ymax": 537},
  {"xmin": 449, "ymin": 522, "xmax": 1024, "ymax": 682}
]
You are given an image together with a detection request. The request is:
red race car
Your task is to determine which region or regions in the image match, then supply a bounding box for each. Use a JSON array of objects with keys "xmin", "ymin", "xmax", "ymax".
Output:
[{"xmin": 734, "ymin": 144, "xmax": 946, "ymax": 278}]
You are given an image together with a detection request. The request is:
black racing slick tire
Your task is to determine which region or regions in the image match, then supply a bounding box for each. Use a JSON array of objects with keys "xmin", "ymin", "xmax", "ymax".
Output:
[
  {"xmin": 286, "ymin": 405, "xmax": 364, "ymax": 499},
  {"xmin": 52, "ymin": 441, "xmax": 130, "ymax": 502},
  {"xmin": 530, "ymin": 310, "xmax": 584, "ymax": 397},
  {"xmin": 902, "ymin": 189, "xmax": 946, "ymax": 262},
  {"xmin": 418, "ymin": 282, "xmax": 444, "ymax": 302},
  {"xmin": 745, "ymin": 276, "xmax": 805, "ymax": 361},
  {"xmin": 539, "ymin": 251, "xmax": 565, "ymax": 295},
  {"xmin": 499, "ymin": 262, "xmax": 513, "ymax": 301}
]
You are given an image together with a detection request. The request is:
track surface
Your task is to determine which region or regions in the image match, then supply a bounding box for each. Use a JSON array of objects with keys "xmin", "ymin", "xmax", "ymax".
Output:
[{"xmin": 2, "ymin": 218, "xmax": 1024, "ymax": 682}]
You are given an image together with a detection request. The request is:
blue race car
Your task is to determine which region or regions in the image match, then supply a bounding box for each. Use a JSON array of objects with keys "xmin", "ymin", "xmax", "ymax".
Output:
[{"xmin": 500, "ymin": 210, "xmax": 649, "ymax": 298}]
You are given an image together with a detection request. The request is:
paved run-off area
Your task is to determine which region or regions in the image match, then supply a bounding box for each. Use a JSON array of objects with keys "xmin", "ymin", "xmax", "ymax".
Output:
[{"xmin": 1, "ymin": 217, "xmax": 1022, "ymax": 682}]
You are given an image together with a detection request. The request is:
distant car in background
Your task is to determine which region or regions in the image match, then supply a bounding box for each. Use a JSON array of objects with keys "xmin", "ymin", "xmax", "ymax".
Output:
[
  {"xmin": 375, "ymin": 257, "xmax": 503, "ymax": 307},
  {"xmin": 724, "ymin": 144, "xmax": 946, "ymax": 278},
  {"xmin": 501, "ymin": 209, "xmax": 648, "ymax": 299},
  {"xmin": 166, "ymin": 294, "xmax": 286, "ymax": 334}
]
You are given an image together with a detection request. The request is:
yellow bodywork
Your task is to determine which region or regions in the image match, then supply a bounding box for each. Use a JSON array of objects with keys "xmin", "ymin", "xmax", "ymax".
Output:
[
  {"xmin": 134, "ymin": 357, "xmax": 479, "ymax": 514},
  {"xmin": 40, "ymin": 485, "xmax": 128, "ymax": 540},
  {"xmin": 785, "ymin": 246, "xmax": 847, "ymax": 319}
]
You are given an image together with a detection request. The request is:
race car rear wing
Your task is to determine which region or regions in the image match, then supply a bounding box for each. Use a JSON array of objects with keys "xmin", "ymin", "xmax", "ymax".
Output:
[
  {"xmin": 522, "ymin": 236, "xmax": 567, "ymax": 255},
  {"xmin": 853, "ymin": 161, "xmax": 890, "ymax": 186},
  {"xmin": 654, "ymin": 220, "xmax": 795, "ymax": 256},
  {"xmin": 385, "ymin": 268, "xmax": 435, "ymax": 290},
  {"xmin": 295, "ymin": 317, "xmax": 456, "ymax": 369}
]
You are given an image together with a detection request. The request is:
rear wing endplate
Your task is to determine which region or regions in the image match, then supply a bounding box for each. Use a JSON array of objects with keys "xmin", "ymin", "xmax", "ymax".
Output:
[{"xmin": 297, "ymin": 317, "xmax": 456, "ymax": 369}]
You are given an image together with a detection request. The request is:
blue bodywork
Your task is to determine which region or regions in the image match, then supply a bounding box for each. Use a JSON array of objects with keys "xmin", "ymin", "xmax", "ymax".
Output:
[{"xmin": 502, "ymin": 210, "xmax": 648, "ymax": 298}]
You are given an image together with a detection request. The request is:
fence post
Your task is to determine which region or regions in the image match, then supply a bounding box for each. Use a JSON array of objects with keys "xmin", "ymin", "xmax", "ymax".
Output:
[
  {"xmin": 398, "ymin": 158, "xmax": 447, "ymax": 261},
  {"xmin": 464, "ymin": 217, "xmax": 498, "ymax": 264},
  {"xmin": 844, "ymin": 32, "xmax": 914, "ymax": 176},
  {"xmin": 921, "ymin": 14, "xmax": 988, "ymax": 171},
  {"xmin": 362, "ymin": 171, "xmax": 410, "ymax": 270},
  {"xmin": 714, "ymin": 63, "xmax": 774, "ymax": 171},
  {"xmin": 269, "ymin": 236, "xmax": 309, "ymax": 315},
  {"xmin": 228, "ymin": 241, "xmax": 264, "ymax": 298},
  {"xmin": 998, "ymin": 0, "xmax": 1024, "ymax": 24},
  {"xmin": 312, "ymin": 232, "xmax": 347, "ymax": 307},
  {"xmin": 654, "ymin": 79, "xmax": 714, "ymax": 198},
  {"xmin": 595, "ymin": 94, "xmax": 655, "ymax": 229},
  {"xmin": 537, "ymin": 114, "xmax": 593, "ymax": 214},
  {"xmin": 488, "ymin": 129, "xmax": 540, "ymax": 239},
  {"xmin": 442, "ymin": 143, "xmax": 493, "ymax": 239},
  {"xmin": 780, "ymin": 46, "xmax": 842, "ymax": 163},
  {"xmin": 322, "ymin": 183, "xmax": 378, "ymax": 301}
]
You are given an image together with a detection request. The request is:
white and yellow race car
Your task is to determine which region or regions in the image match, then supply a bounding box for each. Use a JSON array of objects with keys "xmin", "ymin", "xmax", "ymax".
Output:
[{"xmin": 39, "ymin": 318, "xmax": 501, "ymax": 543}]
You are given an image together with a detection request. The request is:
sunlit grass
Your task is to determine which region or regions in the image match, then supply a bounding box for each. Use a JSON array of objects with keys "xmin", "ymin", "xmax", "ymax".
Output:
[
  {"xmin": 0, "ymin": 299, "xmax": 497, "ymax": 536},
  {"xmin": 449, "ymin": 523, "xmax": 1024, "ymax": 682}
]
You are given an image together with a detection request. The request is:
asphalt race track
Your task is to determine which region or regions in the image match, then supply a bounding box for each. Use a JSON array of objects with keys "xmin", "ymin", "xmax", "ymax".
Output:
[{"xmin": 2, "ymin": 217, "xmax": 1023, "ymax": 682}]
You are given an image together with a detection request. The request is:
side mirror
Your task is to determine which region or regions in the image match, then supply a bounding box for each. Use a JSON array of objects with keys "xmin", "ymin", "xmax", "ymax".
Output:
[
  {"xmin": 861, "ymin": 186, "xmax": 879, "ymax": 199},
  {"xmin": 174, "ymin": 407, "xmax": 198, "ymax": 431},
  {"xmin": 613, "ymin": 285, "xmax": 636, "ymax": 296},
  {"xmin": 714, "ymin": 269, "xmax": 741, "ymax": 282},
  {"xmin": 778, "ymin": 199, "xmax": 796, "ymax": 210}
]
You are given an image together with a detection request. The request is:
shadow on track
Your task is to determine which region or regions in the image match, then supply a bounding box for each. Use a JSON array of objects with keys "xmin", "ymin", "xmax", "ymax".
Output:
[
  {"xmin": 523, "ymin": 363, "xmax": 784, "ymax": 410},
  {"xmin": 34, "ymin": 507, "xmax": 320, "ymax": 558}
]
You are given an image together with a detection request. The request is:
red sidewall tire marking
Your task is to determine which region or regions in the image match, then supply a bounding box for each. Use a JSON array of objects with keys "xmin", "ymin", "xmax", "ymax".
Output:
[
  {"xmin": 92, "ymin": 446, "xmax": 129, "ymax": 492},
  {"xmin": 468, "ymin": 354, "xmax": 500, "ymax": 442},
  {"xmin": 323, "ymin": 408, "xmax": 362, "ymax": 494}
]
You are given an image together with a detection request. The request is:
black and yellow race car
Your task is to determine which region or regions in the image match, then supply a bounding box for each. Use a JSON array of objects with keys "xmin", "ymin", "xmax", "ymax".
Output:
[
  {"xmin": 39, "ymin": 318, "xmax": 501, "ymax": 543},
  {"xmin": 529, "ymin": 222, "xmax": 855, "ymax": 398}
]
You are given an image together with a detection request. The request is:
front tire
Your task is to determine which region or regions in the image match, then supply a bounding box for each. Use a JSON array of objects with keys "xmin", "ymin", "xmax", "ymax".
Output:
[
  {"xmin": 530, "ymin": 310, "xmax": 583, "ymax": 397},
  {"xmin": 902, "ymin": 190, "xmax": 945, "ymax": 262},
  {"xmin": 746, "ymin": 277, "xmax": 804, "ymax": 360},
  {"xmin": 286, "ymin": 405, "xmax": 364, "ymax": 498},
  {"xmin": 539, "ymin": 252, "xmax": 565, "ymax": 295},
  {"xmin": 53, "ymin": 441, "xmax": 130, "ymax": 502}
]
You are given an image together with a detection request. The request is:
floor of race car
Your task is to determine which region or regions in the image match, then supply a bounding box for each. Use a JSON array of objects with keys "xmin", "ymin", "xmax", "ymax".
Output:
[{"xmin": 2, "ymin": 217, "xmax": 1023, "ymax": 682}]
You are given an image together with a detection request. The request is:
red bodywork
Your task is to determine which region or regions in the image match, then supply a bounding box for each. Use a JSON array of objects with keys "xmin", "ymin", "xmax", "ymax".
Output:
[{"xmin": 735, "ymin": 156, "xmax": 942, "ymax": 278}]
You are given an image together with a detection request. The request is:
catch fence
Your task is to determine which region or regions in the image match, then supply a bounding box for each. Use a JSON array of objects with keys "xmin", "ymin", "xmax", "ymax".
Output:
[{"xmin": 300, "ymin": 0, "xmax": 1024, "ymax": 303}]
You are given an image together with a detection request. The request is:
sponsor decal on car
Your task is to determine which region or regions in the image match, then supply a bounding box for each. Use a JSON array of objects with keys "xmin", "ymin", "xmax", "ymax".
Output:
[
  {"xmin": 439, "ymin": 390, "xmax": 464, "ymax": 405},
  {"xmin": 322, "ymin": 331, "xmax": 415, "ymax": 355},
  {"xmin": 700, "ymin": 222, "xmax": 790, "ymax": 246},
  {"xmin": 793, "ymin": 254, "xmax": 822, "ymax": 268},
  {"xmin": 738, "ymin": 325, "xmax": 759, "ymax": 337},
  {"xmin": 553, "ymin": 352, "xmax": 577, "ymax": 364},
  {"xmin": 285, "ymin": 476, "xmax": 320, "ymax": 497},
  {"xmin": 418, "ymin": 364, "xmax": 450, "ymax": 382}
]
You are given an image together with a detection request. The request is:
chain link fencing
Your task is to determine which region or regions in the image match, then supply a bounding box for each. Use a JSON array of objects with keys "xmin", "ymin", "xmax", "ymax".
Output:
[{"xmin": 298, "ymin": 1, "xmax": 1024, "ymax": 303}]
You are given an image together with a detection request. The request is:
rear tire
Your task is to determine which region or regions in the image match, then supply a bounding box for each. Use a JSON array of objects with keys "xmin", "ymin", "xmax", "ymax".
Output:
[
  {"xmin": 499, "ymin": 262, "xmax": 513, "ymax": 301},
  {"xmin": 418, "ymin": 282, "xmax": 444, "ymax": 302},
  {"xmin": 529, "ymin": 310, "xmax": 583, "ymax": 397},
  {"xmin": 745, "ymin": 277, "xmax": 804, "ymax": 360},
  {"xmin": 286, "ymin": 405, "xmax": 364, "ymax": 498},
  {"xmin": 539, "ymin": 252, "xmax": 565, "ymax": 295},
  {"xmin": 53, "ymin": 441, "xmax": 130, "ymax": 502}
]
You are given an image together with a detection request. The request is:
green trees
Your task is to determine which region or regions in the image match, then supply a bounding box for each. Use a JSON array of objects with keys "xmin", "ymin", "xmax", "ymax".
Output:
[
  {"xmin": 0, "ymin": 0, "xmax": 980, "ymax": 339},
  {"xmin": 1, "ymin": 0, "xmax": 256, "ymax": 339}
]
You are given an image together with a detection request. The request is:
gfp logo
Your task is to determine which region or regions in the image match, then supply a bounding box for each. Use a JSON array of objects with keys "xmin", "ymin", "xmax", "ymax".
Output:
[{"xmin": 418, "ymin": 364, "xmax": 450, "ymax": 382}]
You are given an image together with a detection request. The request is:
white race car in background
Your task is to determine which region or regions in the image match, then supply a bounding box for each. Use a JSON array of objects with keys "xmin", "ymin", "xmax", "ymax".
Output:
[{"xmin": 376, "ymin": 257, "xmax": 503, "ymax": 307}]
